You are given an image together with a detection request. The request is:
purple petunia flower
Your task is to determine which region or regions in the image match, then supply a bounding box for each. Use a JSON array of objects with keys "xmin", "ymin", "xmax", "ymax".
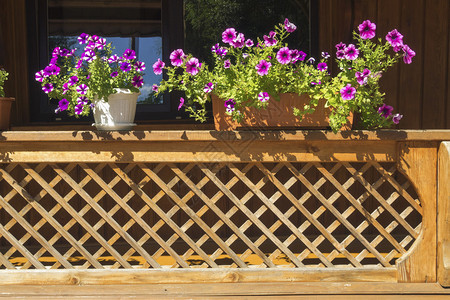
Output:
[
  {"xmin": 336, "ymin": 42, "xmax": 346, "ymax": 51},
  {"xmin": 336, "ymin": 50, "xmax": 345, "ymax": 59},
  {"xmin": 340, "ymin": 84, "xmax": 356, "ymax": 100},
  {"xmin": 255, "ymin": 60, "xmax": 271, "ymax": 76},
  {"xmin": 35, "ymin": 70, "xmax": 45, "ymax": 82},
  {"xmin": 90, "ymin": 35, "xmax": 100, "ymax": 43},
  {"xmin": 77, "ymin": 96, "xmax": 89, "ymax": 105},
  {"xmin": 82, "ymin": 49, "xmax": 96, "ymax": 62},
  {"xmin": 263, "ymin": 31, "xmax": 277, "ymax": 47},
  {"xmin": 186, "ymin": 57, "xmax": 200, "ymax": 75},
  {"xmin": 290, "ymin": 49, "xmax": 300, "ymax": 63},
  {"xmin": 152, "ymin": 84, "xmax": 159, "ymax": 92},
  {"xmin": 203, "ymin": 82, "xmax": 214, "ymax": 93},
  {"xmin": 307, "ymin": 57, "xmax": 315, "ymax": 64},
  {"xmin": 76, "ymin": 84, "xmax": 89, "ymax": 95},
  {"xmin": 317, "ymin": 62, "xmax": 328, "ymax": 71},
  {"xmin": 62, "ymin": 82, "xmax": 70, "ymax": 94},
  {"xmin": 44, "ymin": 65, "xmax": 60, "ymax": 76},
  {"xmin": 59, "ymin": 98, "xmax": 69, "ymax": 111},
  {"xmin": 132, "ymin": 75, "xmax": 144, "ymax": 88},
  {"xmin": 245, "ymin": 39, "xmax": 254, "ymax": 47},
  {"xmin": 120, "ymin": 62, "xmax": 131, "ymax": 72},
  {"xmin": 298, "ymin": 51, "xmax": 307, "ymax": 61},
  {"xmin": 108, "ymin": 55, "xmax": 119, "ymax": 63},
  {"xmin": 123, "ymin": 49, "xmax": 136, "ymax": 60},
  {"xmin": 392, "ymin": 113, "xmax": 403, "ymax": 124},
  {"xmin": 68, "ymin": 76, "xmax": 79, "ymax": 86},
  {"xmin": 224, "ymin": 59, "xmax": 231, "ymax": 69},
  {"xmin": 232, "ymin": 33, "xmax": 245, "ymax": 48},
  {"xmin": 211, "ymin": 43, "xmax": 220, "ymax": 53},
  {"xmin": 355, "ymin": 68, "xmax": 371, "ymax": 85},
  {"xmin": 52, "ymin": 47, "xmax": 60, "ymax": 58},
  {"xmin": 258, "ymin": 92, "xmax": 269, "ymax": 103},
  {"xmin": 222, "ymin": 28, "xmax": 237, "ymax": 44},
  {"xmin": 321, "ymin": 52, "xmax": 330, "ymax": 59},
  {"xmin": 358, "ymin": 20, "xmax": 377, "ymax": 39},
  {"xmin": 386, "ymin": 29, "xmax": 404, "ymax": 47},
  {"xmin": 95, "ymin": 38, "xmax": 106, "ymax": 50},
  {"xmin": 284, "ymin": 18, "xmax": 297, "ymax": 32},
  {"xmin": 170, "ymin": 49, "xmax": 185, "ymax": 66},
  {"xmin": 402, "ymin": 44, "xmax": 416, "ymax": 64},
  {"xmin": 76, "ymin": 59, "xmax": 83, "ymax": 69},
  {"xmin": 378, "ymin": 104, "xmax": 394, "ymax": 118},
  {"xmin": 110, "ymin": 71, "xmax": 118, "ymax": 77},
  {"xmin": 74, "ymin": 104, "xmax": 84, "ymax": 115},
  {"xmin": 216, "ymin": 47, "xmax": 228, "ymax": 57},
  {"xmin": 134, "ymin": 61, "xmax": 146, "ymax": 72},
  {"xmin": 152, "ymin": 59, "xmax": 165, "ymax": 75},
  {"xmin": 178, "ymin": 97, "xmax": 184, "ymax": 111},
  {"xmin": 344, "ymin": 44, "xmax": 359, "ymax": 60},
  {"xmin": 78, "ymin": 33, "xmax": 89, "ymax": 44},
  {"xmin": 59, "ymin": 48, "xmax": 70, "ymax": 57},
  {"xmin": 276, "ymin": 47, "xmax": 291, "ymax": 64},
  {"xmin": 42, "ymin": 83, "xmax": 53, "ymax": 94},
  {"xmin": 225, "ymin": 99, "xmax": 236, "ymax": 114}
]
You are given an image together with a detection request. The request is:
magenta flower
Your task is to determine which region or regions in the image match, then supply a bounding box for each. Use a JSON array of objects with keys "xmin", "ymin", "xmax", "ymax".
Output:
[
  {"xmin": 336, "ymin": 50, "xmax": 345, "ymax": 59},
  {"xmin": 224, "ymin": 59, "xmax": 231, "ymax": 69},
  {"xmin": 386, "ymin": 29, "xmax": 404, "ymax": 47},
  {"xmin": 358, "ymin": 20, "xmax": 376, "ymax": 39},
  {"xmin": 62, "ymin": 82, "xmax": 70, "ymax": 94},
  {"xmin": 78, "ymin": 33, "xmax": 89, "ymax": 44},
  {"xmin": 68, "ymin": 76, "xmax": 79, "ymax": 86},
  {"xmin": 123, "ymin": 49, "xmax": 136, "ymax": 60},
  {"xmin": 108, "ymin": 54, "xmax": 119, "ymax": 63},
  {"xmin": 152, "ymin": 84, "xmax": 158, "ymax": 92},
  {"xmin": 402, "ymin": 45, "xmax": 416, "ymax": 64},
  {"xmin": 58, "ymin": 98, "xmax": 69, "ymax": 111},
  {"xmin": 35, "ymin": 70, "xmax": 45, "ymax": 82},
  {"xmin": 186, "ymin": 57, "xmax": 200, "ymax": 75},
  {"xmin": 378, "ymin": 104, "xmax": 394, "ymax": 118},
  {"xmin": 222, "ymin": 28, "xmax": 237, "ymax": 44},
  {"xmin": 211, "ymin": 43, "xmax": 219, "ymax": 53},
  {"xmin": 120, "ymin": 62, "xmax": 132, "ymax": 72},
  {"xmin": 59, "ymin": 48, "xmax": 70, "ymax": 57},
  {"xmin": 52, "ymin": 47, "xmax": 60, "ymax": 58},
  {"xmin": 153, "ymin": 59, "xmax": 165, "ymax": 75},
  {"xmin": 317, "ymin": 62, "xmax": 328, "ymax": 71},
  {"xmin": 344, "ymin": 44, "xmax": 359, "ymax": 60},
  {"xmin": 76, "ymin": 84, "xmax": 89, "ymax": 95},
  {"xmin": 392, "ymin": 113, "xmax": 403, "ymax": 124},
  {"xmin": 170, "ymin": 49, "xmax": 185, "ymax": 66},
  {"xmin": 336, "ymin": 42, "xmax": 346, "ymax": 51},
  {"xmin": 76, "ymin": 59, "xmax": 83, "ymax": 69},
  {"xmin": 44, "ymin": 65, "xmax": 60, "ymax": 76},
  {"xmin": 284, "ymin": 18, "xmax": 297, "ymax": 32},
  {"xmin": 321, "ymin": 52, "xmax": 330, "ymax": 59},
  {"xmin": 203, "ymin": 82, "xmax": 214, "ymax": 93},
  {"xmin": 216, "ymin": 47, "xmax": 228, "ymax": 57},
  {"xmin": 258, "ymin": 92, "xmax": 269, "ymax": 103},
  {"xmin": 134, "ymin": 61, "xmax": 146, "ymax": 72},
  {"xmin": 95, "ymin": 38, "xmax": 106, "ymax": 50},
  {"xmin": 178, "ymin": 97, "xmax": 184, "ymax": 111},
  {"xmin": 74, "ymin": 104, "xmax": 84, "ymax": 115},
  {"xmin": 340, "ymin": 84, "xmax": 356, "ymax": 100},
  {"xmin": 276, "ymin": 47, "xmax": 291, "ymax": 64},
  {"xmin": 298, "ymin": 51, "xmax": 307, "ymax": 61},
  {"xmin": 263, "ymin": 31, "xmax": 277, "ymax": 47},
  {"xmin": 82, "ymin": 49, "xmax": 96, "ymax": 62},
  {"xmin": 232, "ymin": 33, "xmax": 245, "ymax": 48},
  {"xmin": 110, "ymin": 71, "xmax": 118, "ymax": 77},
  {"xmin": 42, "ymin": 83, "xmax": 53, "ymax": 94},
  {"xmin": 245, "ymin": 39, "xmax": 254, "ymax": 47},
  {"xmin": 255, "ymin": 60, "xmax": 272, "ymax": 76},
  {"xmin": 225, "ymin": 99, "xmax": 236, "ymax": 114},
  {"xmin": 355, "ymin": 68, "xmax": 371, "ymax": 85},
  {"xmin": 132, "ymin": 75, "xmax": 144, "ymax": 88}
]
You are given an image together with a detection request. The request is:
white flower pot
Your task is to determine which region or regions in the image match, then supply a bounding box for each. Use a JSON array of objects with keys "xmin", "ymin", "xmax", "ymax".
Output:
[{"xmin": 93, "ymin": 88, "xmax": 139, "ymax": 130}]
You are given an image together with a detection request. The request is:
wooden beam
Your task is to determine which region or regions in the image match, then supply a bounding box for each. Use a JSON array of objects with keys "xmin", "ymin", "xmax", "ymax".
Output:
[{"xmin": 438, "ymin": 142, "xmax": 450, "ymax": 286}]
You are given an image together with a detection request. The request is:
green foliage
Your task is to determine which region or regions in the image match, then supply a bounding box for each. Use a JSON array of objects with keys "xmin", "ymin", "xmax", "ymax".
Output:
[{"xmin": 0, "ymin": 69, "xmax": 8, "ymax": 98}]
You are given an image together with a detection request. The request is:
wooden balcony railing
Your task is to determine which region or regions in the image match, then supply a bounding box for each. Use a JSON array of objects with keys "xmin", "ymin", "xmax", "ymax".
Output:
[{"xmin": 0, "ymin": 130, "xmax": 448, "ymax": 286}]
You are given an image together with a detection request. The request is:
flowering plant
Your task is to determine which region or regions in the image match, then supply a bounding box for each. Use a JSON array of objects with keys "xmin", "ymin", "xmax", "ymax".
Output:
[
  {"xmin": 154, "ymin": 19, "xmax": 414, "ymax": 132},
  {"xmin": 0, "ymin": 68, "xmax": 8, "ymax": 97},
  {"xmin": 36, "ymin": 34, "xmax": 146, "ymax": 116}
]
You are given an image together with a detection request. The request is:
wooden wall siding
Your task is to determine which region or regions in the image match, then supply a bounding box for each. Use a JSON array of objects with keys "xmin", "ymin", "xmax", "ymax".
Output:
[{"xmin": 318, "ymin": 0, "xmax": 450, "ymax": 129}]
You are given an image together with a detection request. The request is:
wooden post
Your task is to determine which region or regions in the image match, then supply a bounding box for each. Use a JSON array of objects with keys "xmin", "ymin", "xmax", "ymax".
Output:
[{"xmin": 438, "ymin": 142, "xmax": 450, "ymax": 286}]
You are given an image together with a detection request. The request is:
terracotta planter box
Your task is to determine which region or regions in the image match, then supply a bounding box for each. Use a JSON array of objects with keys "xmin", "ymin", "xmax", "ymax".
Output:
[
  {"xmin": 212, "ymin": 93, "xmax": 352, "ymax": 131},
  {"xmin": 0, "ymin": 97, "xmax": 14, "ymax": 130}
]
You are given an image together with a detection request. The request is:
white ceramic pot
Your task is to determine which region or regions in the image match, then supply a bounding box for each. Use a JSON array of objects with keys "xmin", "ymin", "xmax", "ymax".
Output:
[{"xmin": 93, "ymin": 88, "xmax": 139, "ymax": 130}]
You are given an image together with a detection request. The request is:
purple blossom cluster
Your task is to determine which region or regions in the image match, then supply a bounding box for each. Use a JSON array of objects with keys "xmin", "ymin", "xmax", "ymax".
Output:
[{"xmin": 37, "ymin": 33, "xmax": 146, "ymax": 116}]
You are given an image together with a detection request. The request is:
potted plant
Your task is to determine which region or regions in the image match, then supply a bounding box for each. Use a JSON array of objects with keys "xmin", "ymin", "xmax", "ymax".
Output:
[
  {"xmin": 154, "ymin": 19, "xmax": 414, "ymax": 132},
  {"xmin": 0, "ymin": 68, "xmax": 15, "ymax": 131},
  {"xmin": 36, "ymin": 34, "xmax": 146, "ymax": 130}
]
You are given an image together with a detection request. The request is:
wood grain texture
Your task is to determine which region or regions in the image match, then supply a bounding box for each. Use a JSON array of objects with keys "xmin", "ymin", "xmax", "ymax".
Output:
[
  {"xmin": 438, "ymin": 142, "xmax": 450, "ymax": 286},
  {"xmin": 396, "ymin": 142, "xmax": 438, "ymax": 282}
]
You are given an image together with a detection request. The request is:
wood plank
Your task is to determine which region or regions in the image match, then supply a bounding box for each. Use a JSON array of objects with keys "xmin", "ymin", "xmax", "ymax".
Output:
[
  {"xmin": 0, "ymin": 268, "xmax": 397, "ymax": 285},
  {"xmin": 421, "ymin": 0, "xmax": 449, "ymax": 128},
  {"xmin": 396, "ymin": 142, "xmax": 438, "ymax": 282},
  {"xmin": 438, "ymin": 141, "xmax": 450, "ymax": 286}
]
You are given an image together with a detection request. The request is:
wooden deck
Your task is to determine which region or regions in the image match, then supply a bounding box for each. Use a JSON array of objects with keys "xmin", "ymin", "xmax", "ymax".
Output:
[{"xmin": 0, "ymin": 130, "xmax": 449, "ymax": 297}]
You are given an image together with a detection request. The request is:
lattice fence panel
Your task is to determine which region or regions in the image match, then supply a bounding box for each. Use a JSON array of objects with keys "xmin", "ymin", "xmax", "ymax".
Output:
[{"xmin": 0, "ymin": 162, "xmax": 422, "ymax": 269}]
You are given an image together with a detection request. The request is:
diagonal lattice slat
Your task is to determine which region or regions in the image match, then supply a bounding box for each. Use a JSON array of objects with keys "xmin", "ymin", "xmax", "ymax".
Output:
[{"xmin": 0, "ymin": 162, "xmax": 422, "ymax": 269}]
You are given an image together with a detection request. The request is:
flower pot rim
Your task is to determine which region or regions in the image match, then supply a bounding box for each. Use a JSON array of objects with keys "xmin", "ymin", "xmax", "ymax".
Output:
[{"xmin": 0, "ymin": 97, "xmax": 15, "ymax": 102}]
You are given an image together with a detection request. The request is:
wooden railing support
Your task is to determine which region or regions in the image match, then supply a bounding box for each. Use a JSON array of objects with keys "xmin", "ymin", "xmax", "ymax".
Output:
[{"xmin": 438, "ymin": 141, "xmax": 450, "ymax": 286}]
